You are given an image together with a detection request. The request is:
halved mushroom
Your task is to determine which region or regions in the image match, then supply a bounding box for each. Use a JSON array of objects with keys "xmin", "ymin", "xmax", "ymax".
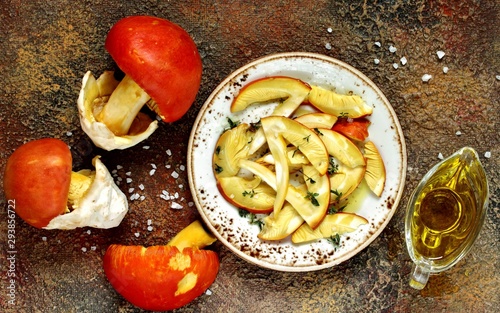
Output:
[
  {"xmin": 217, "ymin": 176, "xmax": 275, "ymax": 213},
  {"xmin": 103, "ymin": 220, "xmax": 219, "ymax": 311},
  {"xmin": 291, "ymin": 212, "xmax": 368, "ymax": 244},
  {"xmin": 79, "ymin": 16, "xmax": 202, "ymax": 150},
  {"xmin": 308, "ymin": 85, "xmax": 373, "ymax": 118},
  {"xmin": 363, "ymin": 141, "xmax": 386, "ymax": 197}
]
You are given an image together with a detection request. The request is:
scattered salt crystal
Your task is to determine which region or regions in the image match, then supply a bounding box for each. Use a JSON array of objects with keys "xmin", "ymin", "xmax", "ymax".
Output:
[
  {"xmin": 484, "ymin": 151, "xmax": 491, "ymax": 158},
  {"xmin": 90, "ymin": 246, "xmax": 97, "ymax": 251},
  {"xmin": 374, "ymin": 41, "xmax": 381, "ymax": 47},
  {"xmin": 66, "ymin": 131, "xmax": 73, "ymax": 137},
  {"xmin": 443, "ymin": 66, "xmax": 449, "ymax": 74},
  {"xmin": 325, "ymin": 42, "xmax": 332, "ymax": 50},
  {"xmin": 171, "ymin": 202, "xmax": 183, "ymax": 209},
  {"xmin": 327, "ymin": 27, "xmax": 333, "ymax": 33},
  {"xmin": 205, "ymin": 289, "xmax": 213, "ymax": 296},
  {"xmin": 374, "ymin": 58, "xmax": 380, "ymax": 65},
  {"xmin": 111, "ymin": 169, "xmax": 118, "ymax": 174},
  {"xmin": 139, "ymin": 195, "xmax": 146, "ymax": 201},
  {"xmin": 134, "ymin": 232, "xmax": 140, "ymax": 237},
  {"xmin": 126, "ymin": 178, "xmax": 133, "ymax": 183},
  {"xmin": 171, "ymin": 171, "xmax": 179, "ymax": 179},
  {"xmin": 438, "ymin": 153, "xmax": 444, "ymax": 160},
  {"xmin": 128, "ymin": 188, "xmax": 135, "ymax": 193},
  {"xmin": 151, "ymin": 163, "xmax": 157, "ymax": 169},
  {"xmin": 42, "ymin": 236, "xmax": 47, "ymax": 241},
  {"xmin": 162, "ymin": 190, "xmax": 169, "ymax": 196},
  {"xmin": 160, "ymin": 194, "xmax": 168, "ymax": 201},
  {"xmin": 147, "ymin": 226, "xmax": 153, "ymax": 232},
  {"xmin": 166, "ymin": 149, "xmax": 172, "ymax": 156},
  {"xmin": 126, "ymin": 171, "xmax": 131, "ymax": 176},
  {"xmin": 180, "ymin": 165, "xmax": 185, "ymax": 171},
  {"xmin": 400, "ymin": 56, "xmax": 407, "ymax": 65},
  {"xmin": 87, "ymin": 230, "xmax": 91, "ymax": 235},
  {"xmin": 81, "ymin": 247, "xmax": 87, "ymax": 252},
  {"xmin": 165, "ymin": 164, "xmax": 171, "ymax": 169},
  {"xmin": 421, "ymin": 74, "xmax": 432, "ymax": 82},
  {"xmin": 436, "ymin": 50, "xmax": 445, "ymax": 59},
  {"xmin": 455, "ymin": 131, "xmax": 462, "ymax": 136},
  {"xmin": 147, "ymin": 219, "xmax": 152, "ymax": 225},
  {"xmin": 174, "ymin": 192, "xmax": 179, "ymax": 199},
  {"xmin": 116, "ymin": 165, "xmax": 123, "ymax": 170},
  {"xmin": 178, "ymin": 184, "xmax": 184, "ymax": 189},
  {"xmin": 389, "ymin": 45, "xmax": 397, "ymax": 53},
  {"xmin": 116, "ymin": 177, "xmax": 123, "ymax": 182},
  {"xmin": 393, "ymin": 63, "xmax": 399, "ymax": 69},
  {"xmin": 149, "ymin": 169, "xmax": 156, "ymax": 176},
  {"xmin": 495, "ymin": 75, "xmax": 500, "ymax": 81},
  {"xmin": 143, "ymin": 145, "xmax": 150, "ymax": 150},
  {"xmin": 188, "ymin": 202, "xmax": 194, "ymax": 207},
  {"xmin": 139, "ymin": 184, "xmax": 145, "ymax": 190}
]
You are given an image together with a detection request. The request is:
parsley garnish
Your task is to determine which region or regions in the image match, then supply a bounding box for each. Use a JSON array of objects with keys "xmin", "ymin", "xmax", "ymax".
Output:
[
  {"xmin": 227, "ymin": 117, "xmax": 240, "ymax": 129},
  {"xmin": 239, "ymin": 209, "xmax": 264, "ymax": 230},
  {"xmin": 327, "ymin": 157, "xmax": 339, "ymax": 175},
  {"xmin": 314, "ymin": 128, "xmax": 323, "ymax": 136},
  {"xmin": 305, "ymin": 191, "xmax": 320, "ymax": 206},
  {"xmin": 242, "ymin": 190, "xmax": 256, "ymax": 198},
  {"xmin": 327, "ymin": 233, "xmax": 341, "ymax": 249},
  {"xmin": 214, "ymin": 164, "xmax": 223, "ymax": 174}
]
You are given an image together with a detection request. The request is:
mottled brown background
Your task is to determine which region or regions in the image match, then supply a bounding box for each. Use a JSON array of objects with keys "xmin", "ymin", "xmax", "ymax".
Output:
[{"xmin": 0, "ymin": 0, "xmax": 498, "ymax": 312}]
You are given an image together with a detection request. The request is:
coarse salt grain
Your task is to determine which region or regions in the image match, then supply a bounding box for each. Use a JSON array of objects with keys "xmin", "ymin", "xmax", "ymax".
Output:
[
  {"xmin": 134, "ymin": 232, "xmax": 140, "ymax": 237},
  {"xmin": 180, "ymin": 165, "xmax": 185, "ymax": 171},
  {"xmin": 174, "ymin": 192, "xmax": 179, "ymax": 199},
  {"xmin": 205, "ymin": 289, "xmax": 213, "ymax": 296},
  {"xmin": 437, "ymin": 50, "xmax": 445, "ymax": 59},
  {"xmin": 496, "ymin": 75, "xmax": 500, "ymax": 81},
  {"xmin": 87, "ymin": 230, "xmax": 91, "ymax": 235},
  {"xmin": 393, "ymin": 63, "xmax": 399, "ymax": 69},
  {"xmin": 66, "ymin": 131, "xmax": 73, "ymax": 137},
  {"xmin": 443, "ymin": 66, "xmax": 449, "ymax": 74},
  {"xmin": 374, "ymin": 41, "xmax": 381, "ymax": 47},
  {"xmin": 389, "ymin": 45, "xmax": 397, "ymax": 53},
  {"xmin": 128, "ymin": 188, "xmax": 135, "ymax": 193},
  {"xmin": 139, "ymin": 184, "xmax": 144, "ymax": 190},
  {"xmin": 42, "ymin": 236, "xmax": 47, "ymax": 241},
  {"xmin": 188, "ymin": 202, "xmax": 194, "ymax": 207},
  {"xmin": 126, "ymin": 171, "xmax": 131, "ymax": 176},
  {"xmin": 91, "ymin": 246, "xmax": 97, "ymax": 251},
  {"xmin": 149, "ymin": 169, "xmax": 156, "ymax": 176},
  {"xmin": 374, "ymin": 58, "xmax": 380, "ymax": 65},
  {"xmin": 327, "ymin": 27, "xmax": 333, "ymax": 33},
  {"xmin": 171, "ymin": 202, "xmax": 183, "ymax": 209},
  {"xmin": 82, "ymin": 247, "xmax": 87, "ymax": 252},
  {"xmin": 116, "ymin": 165, "xmax": 123, "ymax": 170},
  {"xmin": 178, "ymin": 184, "xmax": 184, "ymax": 189},
  {"xmin": 143, "ymin": 145, "xmax": 150, "ymax": 150},
  {"xmin": 147, "ymin": 219, "xmax": 152, "ymax": 225},
  {"xmin": 325, "ymin": 42, "xmax": 332, "ymax": 50},
  {"xmin": 166, "ymin": 164, "xmax": 171, "ymax": 169},
  {"xmin": 116, "ymin": 177, "xmax": 123, "ymax": 182},
  {"xmin": 151, "ymin": 163, "xmax": 157, "ymax": 169},
  {"xmin": 111, "ymin": 169, "xmax": 118, "ymax": 174},
  {"xmin": 422, "ymin": 74, "xmax": 432, "ymax": 82},
  {"xmin": 438, "ymin": 153, "xmax": 444, "ymax": 160},
  {"xmin": 456, "ymin": 131, "xmax": 462, "ymax": 136},
  {"xmin": 166, "ymin": 149, "xmax": 172, "ymax": 156},
  {"xmin": 171, "ymin": 171, "xmax": 179, "ymax": 179},
  {"xmin": 400, "ymin": 56, "xmax": 407, "ymax": 65},
  {"xmin": 126, "ymin": 178, "xmax": 133, "ymax": 183},
  {"xmin": 484, "ymin": 151, "xmax": 491, "ymax": 158},
  {"xmin": 147, "ymin": 226, "xmax": 153, "ymax": 232},
  {"xmin": 139, "ymin": 195, "xmax": 146, "ymax": 201}
]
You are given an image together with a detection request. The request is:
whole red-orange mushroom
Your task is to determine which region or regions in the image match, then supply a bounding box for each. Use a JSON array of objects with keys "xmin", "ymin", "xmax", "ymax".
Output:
[
  {"xmin": 78, "ymin": 15, "xmax": 202, "ymax": 150},
  {"xmin": 103, "ymin": 220, "xmax": 220, "ymax": 311}
]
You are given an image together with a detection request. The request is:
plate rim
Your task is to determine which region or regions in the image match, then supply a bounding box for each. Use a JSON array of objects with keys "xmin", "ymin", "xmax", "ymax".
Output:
[{"xmin": 187, "ymin": 51, "xmax": 407, "ymax": 272}]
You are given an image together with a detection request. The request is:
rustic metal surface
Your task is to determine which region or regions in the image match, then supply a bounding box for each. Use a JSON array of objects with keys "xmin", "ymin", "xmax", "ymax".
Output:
[{"xmin": 0, "ymin": 0, "xmax": 498, "ymax": 312}]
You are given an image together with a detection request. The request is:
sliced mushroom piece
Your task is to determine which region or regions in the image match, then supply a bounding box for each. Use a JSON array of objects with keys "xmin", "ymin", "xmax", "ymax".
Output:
[
  {"xmin": 308, "ymin": 85, "xmax": 373, "ymax": 118},
  {"xmin": 293, "ymin": 112, "xmax": 338, "ymax": 129},
  {"xmin": 213, "ymin": 123, "xmax": 253, "ymax": 178},
  {"xmin": 258, "ymin": 203, "xmax": 304, "ymax": 241},
  {"xmin": 363, "ymin": 141, "xmax": 386, "ymax": 197},
  {"xmin": 329, "ymin": 163, "xmax": 366, "ymax": 201},
  {"xmin": 217, "ymin": 176, "xmax": 275, "ymax": 214},
  {"xmin": 320, "ymin": 129, "xmax": 366, "ymax": 168}
]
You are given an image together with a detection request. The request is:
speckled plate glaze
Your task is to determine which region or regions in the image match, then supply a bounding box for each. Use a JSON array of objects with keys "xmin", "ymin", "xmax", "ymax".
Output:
[{"xmin": 188, "ymin": 52, "xmax": 407, "ymax": 272}]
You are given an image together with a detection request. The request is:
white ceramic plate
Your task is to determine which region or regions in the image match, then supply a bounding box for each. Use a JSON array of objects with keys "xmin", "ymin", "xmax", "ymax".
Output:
[{"xmin": 188, "ymin": 52, "xmax": 406, "ymax": 272}]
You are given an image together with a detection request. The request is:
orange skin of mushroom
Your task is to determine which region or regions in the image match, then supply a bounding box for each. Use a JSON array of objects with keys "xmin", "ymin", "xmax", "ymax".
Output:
[
  {"xmin": 105, "ymin": 15, "xmax": 203, "ymax": 122},
  {"xmin": 3, "ymin": 138, "xmax": 72, "ymax": 228},
  {"xmin": 103, "ymin": 244, "xmax": 220, "ymax": 311}
]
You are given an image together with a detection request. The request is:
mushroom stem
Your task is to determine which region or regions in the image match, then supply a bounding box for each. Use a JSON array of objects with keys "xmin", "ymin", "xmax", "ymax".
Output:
[
  {"xmin": 67, "ymin": 171, "xmax": 94, "ymax": 209},
  {"xmin": 167, "ymin": 220, "xmax": 217, "ymax": 250},
  {"xmin": 96, "ymin": 74, "xmax": 151, "ymax": 136}
]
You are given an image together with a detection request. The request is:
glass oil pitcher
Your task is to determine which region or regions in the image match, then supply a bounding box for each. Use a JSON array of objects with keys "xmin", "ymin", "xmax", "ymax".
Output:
[{"xmin": 404, "ymin": 147, "xmax": 489, "ymax": 290}]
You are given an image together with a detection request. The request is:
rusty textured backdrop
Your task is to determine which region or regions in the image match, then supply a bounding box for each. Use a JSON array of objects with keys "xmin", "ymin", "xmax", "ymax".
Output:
[{"xmin": 0, "ymin": 0, "xmax": 499, "ymax": 312}]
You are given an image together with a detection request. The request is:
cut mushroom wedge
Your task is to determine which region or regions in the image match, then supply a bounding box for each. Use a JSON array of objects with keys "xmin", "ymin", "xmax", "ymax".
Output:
[
  {"xmin": 291, "ymin": 212, "xmax": 368, "ymax": 244},
  {"xmin": 78, "ymin": 71, "xmax": 159, "ymax": 150},
  {"xmin": 261, "ymin": 116, "xmax": 329, "ymax": 216},
  {"xmin": 308, "ymin": 85, "xmax": 373, "ymax": 118},
  {"xmin": 363, "ymin": 141, "xmax": 386, "ymax": 197},
  {"xmin": 45, "ymin": 156, "xmax": 128, "ymax": 230},
  {"xmin": 213, "ymin": 123, "xmax": 254, "ymax": 178},
  {"xmin": 320, "ymin": 129, "xmax": 366, "ymax": 168},
  {"xmin": 256, "ymin": 147, "xmax": 310, "ymax": 172},
  {"xmin": 329, "ymin": 163, "xmax": 366, "ymax": 201},
  {"xmin": 258, "ymin": 203, "xmax": 304, "ymax": 241},
  {"xmin": 231, "ymin": 76, "xmax": 311, "ymax": 115},
  {"xmin": 217, "ymin": 176, "xmax": 275, "ymax": 213},
  {"xmin": 293, "ymin": 112, "xmax": 338, "ymax": 129}
]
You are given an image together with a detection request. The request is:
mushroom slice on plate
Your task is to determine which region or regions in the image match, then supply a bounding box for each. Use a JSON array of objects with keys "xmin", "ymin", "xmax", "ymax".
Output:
[
  {"xmin": 217, "ymin": 176, "xmax": 275, "ymax": 214},
  {"xmin": 308, "ymin": 85, "xmax": 373, "ymax": 118},
  {"xmin": 363, "ymin": 141, "xmax": 386, "ymax": 197}
]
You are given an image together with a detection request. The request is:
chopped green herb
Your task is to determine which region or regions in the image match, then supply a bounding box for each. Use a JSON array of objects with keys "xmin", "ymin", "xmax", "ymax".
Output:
[
  {"xmin": 292, "ymin": 146, "xmax": 300, "ymax": 157},
  {"xmin": 303, "ymin": 134, "xmax": 311, "ymax": 142},
  {"xmin": 239, "ymin": 209, "xmax": 264, "ymax": 230},
  {"xmin": 327, "ymin": 157, "xmax": 339, "ymax": 175},
  {"xmin": 305, "ymin": 191, "xmax": 320, "ymax": 206},
  {"xmin": 327, "ymin": 233, "xmax": 341, "ymax": 249},
  {"xmin": 242, "ymin": 190, "xmax": 256, "ymax": 198},
  {"xmin": 314, "ymin": 128, "xmax": 323, "ymax": 136},
  {"xmin": 214, "ymin": 164, "xmax": 223, "ymax": 174},
  {"xmin": 227, "ymin": 117, "xmax": 240, "ymax": 129},
  {"xmin": 215, "ymin": 145, "xmax": 221, "ymax": 155},
  {"xmin": 339, "ymin": 112, "xmax": 349, "ymax": 118}
]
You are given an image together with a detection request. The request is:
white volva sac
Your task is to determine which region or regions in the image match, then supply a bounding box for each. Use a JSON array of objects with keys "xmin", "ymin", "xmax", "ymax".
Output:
[
  {"xmin": 77, "ymin": 71, "xmax": 158, "ymax": 151},
  {"xmin": 44, "ymin": 157, "xmax": 128, "ymax": 230}
]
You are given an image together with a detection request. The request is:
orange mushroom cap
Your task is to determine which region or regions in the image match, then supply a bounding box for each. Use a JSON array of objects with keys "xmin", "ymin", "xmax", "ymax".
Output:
[{"xmin": 105, "ymin": 15, "xmax": 202, "ymax": 122}]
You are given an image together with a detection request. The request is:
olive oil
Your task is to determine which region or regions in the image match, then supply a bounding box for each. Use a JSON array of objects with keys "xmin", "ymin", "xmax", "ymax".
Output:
[{"xmin": 405, "ymin": 147, "xmax": 489, "ymax": 290}]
